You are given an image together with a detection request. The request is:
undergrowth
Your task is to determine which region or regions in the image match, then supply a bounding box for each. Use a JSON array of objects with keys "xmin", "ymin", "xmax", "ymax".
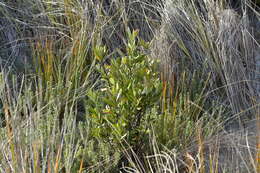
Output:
[{"xmin": 0, "ymin": 0, "xmax": 259, "ymax": 172}]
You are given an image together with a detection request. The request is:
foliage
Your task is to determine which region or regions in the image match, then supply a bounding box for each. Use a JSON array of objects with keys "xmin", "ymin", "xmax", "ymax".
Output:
[
  {"xmin": 87, "ymin": 30, "xmax": 162, "ymax": 153},
  {"xmin": 73, "ymin": 138, "xmax": 121, "ymax": 172}
]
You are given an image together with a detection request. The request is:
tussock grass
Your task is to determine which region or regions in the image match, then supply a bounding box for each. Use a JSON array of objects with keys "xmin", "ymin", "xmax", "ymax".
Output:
[{"xmin": 153, "ymin": 0, "xmax": 259, "ymax": 121}]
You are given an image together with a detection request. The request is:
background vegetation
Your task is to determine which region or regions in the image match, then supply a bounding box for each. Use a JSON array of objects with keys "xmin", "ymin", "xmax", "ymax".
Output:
[{"xmin": 0, "ymin": 0, "xmax": 259, "ymax": 172}]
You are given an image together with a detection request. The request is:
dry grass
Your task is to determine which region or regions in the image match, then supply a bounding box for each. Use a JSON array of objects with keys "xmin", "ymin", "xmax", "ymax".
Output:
[
  {"xmin": 125, "ymin": 119, "xmax": 260, "ymax": 173},
  {"xmin": 152, "ymin": 0, "xmax": 259, "ymax": 121}
]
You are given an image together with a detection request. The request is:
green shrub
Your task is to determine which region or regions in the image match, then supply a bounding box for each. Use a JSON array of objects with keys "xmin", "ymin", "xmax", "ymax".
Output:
[
  {"xmin": 72, "ymin": 138, "xmax": 121, "ymax": 172},
  {"xmin": 84, "ymin": 30, "xmax": 223, "ymax": 171},
  {"xmin": 86, "ymin": 30, "xmax": 162, "ymax": 153}
]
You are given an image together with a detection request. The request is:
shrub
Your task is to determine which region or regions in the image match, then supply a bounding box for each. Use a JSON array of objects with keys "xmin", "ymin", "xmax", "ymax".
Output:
[{"xmin": 86, "ymin": 30, "xmax": 162, "ymax": 155}]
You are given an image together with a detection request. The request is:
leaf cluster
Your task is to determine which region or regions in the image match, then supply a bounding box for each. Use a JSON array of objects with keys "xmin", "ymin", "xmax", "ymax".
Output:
[{"xmin": 87, "ymin": 30, "xmax": 162, "ymax": 151}]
